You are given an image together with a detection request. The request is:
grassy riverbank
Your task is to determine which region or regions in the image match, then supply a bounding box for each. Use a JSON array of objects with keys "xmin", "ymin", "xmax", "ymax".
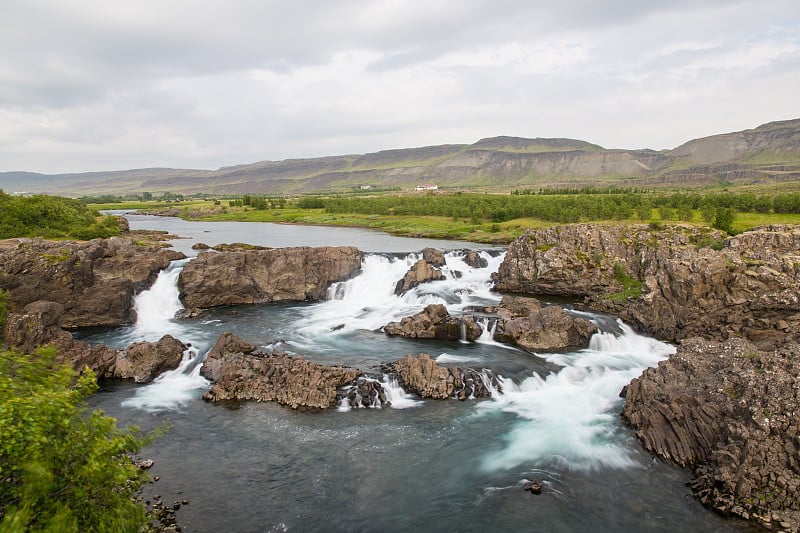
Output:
[{"xmin": 89, "ymin": 189, "xmax": 800, "ymax": 244}]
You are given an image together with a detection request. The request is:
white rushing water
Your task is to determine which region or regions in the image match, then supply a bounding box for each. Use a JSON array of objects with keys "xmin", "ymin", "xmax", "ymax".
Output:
[
  {"xmin": 477, "ymin": 320, "xmax": 675, "ymax": 472},
  {"xmin": 122, "ymin": 259, "xmax": 212, "ymax": 412},
  {"xmin": 290, "ymin": 250, "xmax": 506, "ymax": 352}
]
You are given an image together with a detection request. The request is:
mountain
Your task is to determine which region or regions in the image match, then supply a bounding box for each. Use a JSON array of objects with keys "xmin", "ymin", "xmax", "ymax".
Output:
[{"xmin": 2, "ymin": 119, "xmax": 799, "ymax": 197}]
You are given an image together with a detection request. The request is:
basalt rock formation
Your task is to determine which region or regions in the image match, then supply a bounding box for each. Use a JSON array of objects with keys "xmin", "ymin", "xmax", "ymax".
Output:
[
  {"xmin": 0, "ymin": 236, "xmax": 183, "ymax": 327},
  {"xmin": 178, "ymin": 246, "xmax": 363, "ymax": 308},
  {"xmin": 390, "ymin": 353, "xmax": 500, "ymax": 400},
  {"xmin": 493, "ymin": 223, "xmax": 800, "ymax": 348},
  {"xmin": 394, "ymin": 258, "xmax": 446, "ymax": 295},
  {"xmin": 493, "ymin": 295, "xmax": 596, "ymax": 352},
  {"xmin": 2, "ymin": 301, "xmax": 185, "ymax": 382},
  {"xmin": 622, "ymin": 337, "xmax": 800, "ymax": 530},
  {"xmin": 200, "ymin": 332, "xmax": 361, "ymax": 409},
  {"xmin": 384, "ymin": 303, "xmax": 483, "ymax": 341}
]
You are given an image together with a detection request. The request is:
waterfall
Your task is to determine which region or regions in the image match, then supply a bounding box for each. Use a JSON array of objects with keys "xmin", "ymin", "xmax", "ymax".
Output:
[
  {"xmin": 295, "ymin": 251, "xmax": 505, "ymax": 348},
  {"xmin": 132, "ymin": 259, "xmax": 188, "ymax": 339},
  {"xmin": 477, "ymin": 317, "xmax": 675, "ymax": 472},
  {"xmin": 338, "ymin": 374, "xmax": 422, "ymax": 411},
  {"xmin": 122, "ymin": 259, "xmax": 214, "ymax": 412}
]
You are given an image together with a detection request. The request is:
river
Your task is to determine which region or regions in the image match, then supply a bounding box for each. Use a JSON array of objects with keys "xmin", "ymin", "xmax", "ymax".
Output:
[{"xmin": 81, "ymin": 214, "xmax": 753, "ymax": 532}]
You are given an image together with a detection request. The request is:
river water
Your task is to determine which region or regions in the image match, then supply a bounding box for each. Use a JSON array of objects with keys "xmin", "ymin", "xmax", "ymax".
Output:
[{"xmin": 82, "ymin": 215, "xmax": 753, "ymax": 532}]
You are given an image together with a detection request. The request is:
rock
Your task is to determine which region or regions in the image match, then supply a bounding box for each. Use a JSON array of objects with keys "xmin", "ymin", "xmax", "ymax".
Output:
[
  {"xmin": 178, "ymin": 246, "xmax": 363, "ymax": 308},
  {"xmin": 384, "ymin": 304, "xmax": 483, "ymax": 341},
  {"xmin": 191, "ymin": 242, "xmax": 210, "ymax": 250},
  {"xmin": 211, "ymin": 242, "xmax": 269, "ymax": 251},
  {"xmin": 623, "ymin": 337, "xmax": 800, "ymax": 529},
  {"xmin": 391, "ymin": 353, "xmax": 500, "ymax": 400},
  {"xmin": 0, "ymin": 237, "xmax": 184, "ymax": 327},
  {"xmin": 200, "ymin": 332, "xmax": 258, "ymax": 382},
  {"xmin": 462, "ymin": 250, "xmax": 488, "ymax": 268},
  {"xmin": 201, "ymin": 333, "xmax": 360, "ymax": 409},
  {"xmin": 493, "ymin": 295, "xmax": 596, "ymax": 352},
  {"xmin": 523, "ymin": 480, "xmax": 543, "ymax": 495},
  {"xmin": 493, "ymin": 224, "xmax": 800, "ymax": 348},
  {"xmin": 422, "ymin": 247, "xmax": 446, "ymax": 267},
  {"xmin": 2, "ymin": 301, "xmax": 73, "ymax": 353},
  {"xmin": 394, "ymin": 259, "xmax": 445, "ymax": 295},
  {"xmin": 114, "ymin": 335, "xmax": 187, "ymax": 383}
]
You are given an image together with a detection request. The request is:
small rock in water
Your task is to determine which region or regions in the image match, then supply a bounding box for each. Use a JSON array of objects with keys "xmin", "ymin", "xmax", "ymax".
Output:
[
  {"xmin": 523, "ymin": 480, "xmax": 543, "ymax": 495},
  {"xmin": 134, "ymin": 458, "xmax": 154, "ymax": 469}
]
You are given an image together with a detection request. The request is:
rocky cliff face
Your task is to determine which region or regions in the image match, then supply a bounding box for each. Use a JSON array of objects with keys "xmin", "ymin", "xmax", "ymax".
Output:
[
  {"xmin": 622, "ymin": 337, "xmax": 800, "ymax": 530},
  {"xmin": 178, "ymin": 246, "xmax": 363, "ymax": 308},
  {"xmin": 0, "ymin": 236, "xmax": 183, "ymax": 327},
  {"xmin": 494, "ymin": 224, "xmax": 800, "ymax": 348}
]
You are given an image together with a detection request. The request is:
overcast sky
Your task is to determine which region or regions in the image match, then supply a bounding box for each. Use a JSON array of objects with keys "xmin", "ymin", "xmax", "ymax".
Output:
[{"xmin": 1, "ymin": 0, "xmax": 798, "ymax": 174}]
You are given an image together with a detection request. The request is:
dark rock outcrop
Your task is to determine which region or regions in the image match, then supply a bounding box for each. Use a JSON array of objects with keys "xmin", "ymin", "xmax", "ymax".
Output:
[
  {"xmin": 384, "ymin": 303, "xmax": 483, "ymax": 341},
  {"xmin": 493, "ymin": 295, "xmax": 596, "ymax": 352},
  {"xmin": 391, "ymin": 353, "xmax": 499, "ymax": 400},
  {"xmin": 114, "ymin": 335, "xmax": 187, "ymax": 383},
  {"xmin": 493, "ymin": 224, "xmax": 800, "ymax": 347},
  {"xmin": 622, "ymin": 337, "xmax": 800, "ymax": 530},
  {"xmin": 178, "ymin": 246, "xmax": 363, "ymax": 308},
  {"xmin": 394, "ymin": 259, "xmax": 445, "ymax": 295},
  {"xmin": 0, "ymin": 237, "xmax": 183, "ymax": 327},
  {"xmin": 200, "ymin": 332, "xmax": 360, "ymax": 409}
]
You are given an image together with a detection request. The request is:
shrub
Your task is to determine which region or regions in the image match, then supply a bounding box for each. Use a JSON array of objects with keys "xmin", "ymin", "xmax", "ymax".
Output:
[{"xmin": 0, "ymin": 347, "xmax": 158, "ymax": 532}]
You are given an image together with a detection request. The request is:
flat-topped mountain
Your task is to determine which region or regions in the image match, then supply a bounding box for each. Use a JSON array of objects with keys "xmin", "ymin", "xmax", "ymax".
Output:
[{"xmin": 3, "ymin": 118, "xmax": 799, "ymax": 196}]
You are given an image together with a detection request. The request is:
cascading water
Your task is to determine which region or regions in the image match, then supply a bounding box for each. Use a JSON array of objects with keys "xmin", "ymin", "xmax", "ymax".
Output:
[
  {"xmin": 476, "ymin": 319, "xmax": 675, "ymax": 472},
  {"xmin": 122, "ymin": 259, "xmax": 214, "ymax": 412}
]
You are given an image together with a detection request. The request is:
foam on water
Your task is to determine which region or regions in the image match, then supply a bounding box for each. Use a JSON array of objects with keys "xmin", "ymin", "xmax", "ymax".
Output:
[{"xmin": 477, "ymin": 320, "xmax": 675, "ymax": 472}]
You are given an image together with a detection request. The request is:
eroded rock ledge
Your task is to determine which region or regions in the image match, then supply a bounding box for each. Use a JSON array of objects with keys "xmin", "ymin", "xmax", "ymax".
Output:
[
  {"xmin": 200, "ymin": 333, "xmax": 501, "ymax": 408},
  {"xmin": 2, "ymin": 301, "xmax": 186, "ymax": 382},
  {"xmin": 0, "ymin": 236, "xmax": 184, "ymax": 327},
  {"xmin": 178, "ymin": 246, "xmax": 363, "ymax": 308}
]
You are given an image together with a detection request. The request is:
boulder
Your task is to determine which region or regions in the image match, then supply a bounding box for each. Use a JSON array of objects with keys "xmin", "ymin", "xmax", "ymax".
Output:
[
  {"xmin": 462, "ymin": 250, "xmax": 488, "ymax": 268},
  {"xmin": 178, "ymin": 246, "xmax": 363, "ymax": 308},
  {"xmin": 394, "ymin": 259, "xmax": 445, "ymax": 295},
  {"xmin": 422, "ymin": 247, "xmax": 446, "ymax": 267},
  {"xmin": 114, "ymin": 335, "xmax": 187, "ymax": 383},
  {"xmin": 0, "ymin": 237, "xmax": 184, "ymax": 327},
  {"xmin": 391, "ymin": 353, "xmax": 499, "ymax": 400},
  {"xmin": 622, "ymin": 337, "xmax": 800, "ymax": 530},
  {"xmin": 384, "ymin": 303, "xmax": 483, "ymax": 341},
  {"xmin": 201, "ymin": 332, "xmax": 360, "ymax": 409},
  {"xmin": 493, "ymin": 296, "xmax": 596, "ymax": 352}
]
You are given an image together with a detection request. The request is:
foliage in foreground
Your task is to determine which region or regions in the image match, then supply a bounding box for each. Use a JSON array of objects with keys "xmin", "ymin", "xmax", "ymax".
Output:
[
  {"xmin": 0, "ymin": 191, "xmax": 121, "ymax": 240},
  {"xmin": 0, "ymin": 348, "xmax": 155, "ymax": 532}
]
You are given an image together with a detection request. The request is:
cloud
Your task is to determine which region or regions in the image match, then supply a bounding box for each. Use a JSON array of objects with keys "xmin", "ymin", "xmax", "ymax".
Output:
[{"xmin": 0, "ymin": 0, "xmax": 798, "ymax": 173}]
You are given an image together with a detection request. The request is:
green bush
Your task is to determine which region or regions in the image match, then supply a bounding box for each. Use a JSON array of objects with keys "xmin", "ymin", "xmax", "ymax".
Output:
[
  {"xmin": 0, "ymin": 347, "xmax": 157, "ymax": 532},
  {"xmin": 0, "ymin": 191, "xmax": 121, "ymax": 240}
]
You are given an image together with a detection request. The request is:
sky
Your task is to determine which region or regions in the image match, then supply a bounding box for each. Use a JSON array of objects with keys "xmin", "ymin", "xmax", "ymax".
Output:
[{"xmin": 1, "ymin": 0, "xmax": 799, "ymax": 174}]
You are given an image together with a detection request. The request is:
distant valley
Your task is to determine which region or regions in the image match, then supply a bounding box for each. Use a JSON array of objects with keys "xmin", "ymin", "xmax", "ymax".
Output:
[{"xmin": 2, "ymin": 118, "xmax": 799, "ymax": 197}]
